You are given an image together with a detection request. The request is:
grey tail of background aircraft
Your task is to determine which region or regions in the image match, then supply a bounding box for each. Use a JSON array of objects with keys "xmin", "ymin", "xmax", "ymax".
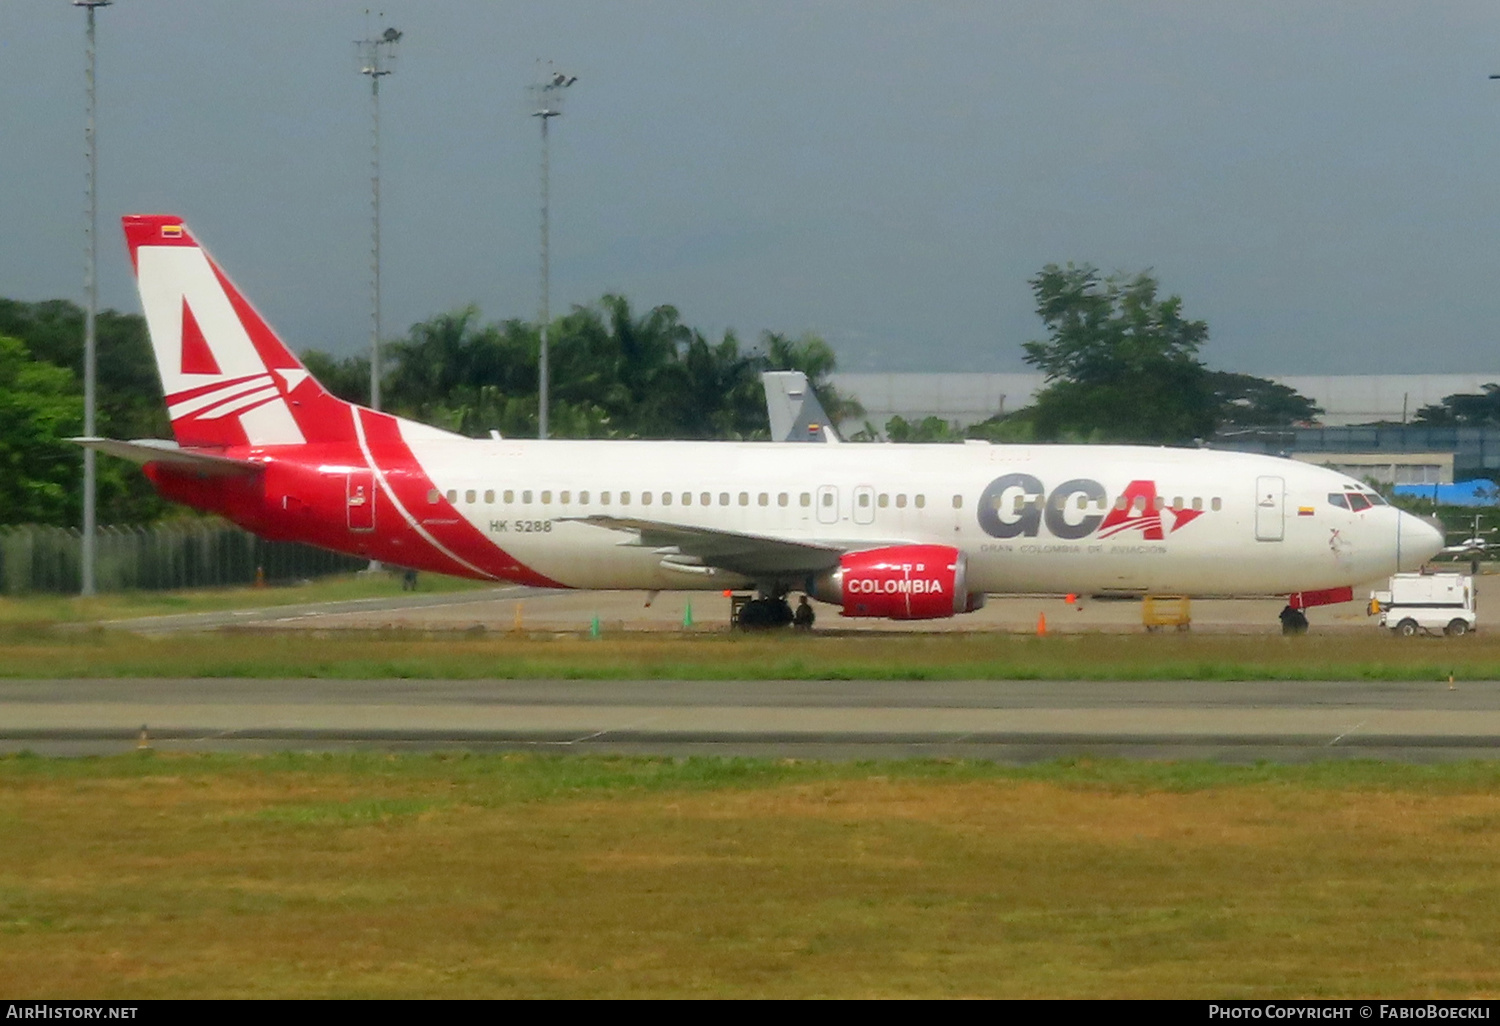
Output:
[{"xmin": 762, "ymin": 370, "xmax": 840, "ymax": 443}]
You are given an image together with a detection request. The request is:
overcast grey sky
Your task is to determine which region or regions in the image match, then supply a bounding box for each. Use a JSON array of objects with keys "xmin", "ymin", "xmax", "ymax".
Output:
[{"xmin": 6, "ymin": 1, "xmax": 1500, "ymax": 374}]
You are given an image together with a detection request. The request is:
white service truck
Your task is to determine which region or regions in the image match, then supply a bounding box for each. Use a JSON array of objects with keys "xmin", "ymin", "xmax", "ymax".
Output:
[{"xmin": 1370, "ymin": 572, "xmax": 1477, "ymax": 637}]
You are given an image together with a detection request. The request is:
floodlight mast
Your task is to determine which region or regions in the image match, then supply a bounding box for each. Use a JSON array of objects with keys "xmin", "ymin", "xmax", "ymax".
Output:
[
  {"xmin": 529, "ymin": 64, "xmax": 576, "ymax": 439},
  {"xmin": 356, "ymin": 19, "xmax": 401, "ymax": 412},
  {"xmin": 74, "ymin": 0, "xmax": 112, "ymax": 597}
]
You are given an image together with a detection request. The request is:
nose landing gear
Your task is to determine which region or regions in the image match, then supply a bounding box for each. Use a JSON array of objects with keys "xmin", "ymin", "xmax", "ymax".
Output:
[{"xmin": 1279, "ymin": 605, "xmax": 1309, "ymax": 635}]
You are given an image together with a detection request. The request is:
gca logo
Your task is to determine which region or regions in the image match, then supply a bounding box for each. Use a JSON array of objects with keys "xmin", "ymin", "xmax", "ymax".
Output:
[{"xmin": 976, "ymin": 474, "xmax": 1204, "ymax": 541}]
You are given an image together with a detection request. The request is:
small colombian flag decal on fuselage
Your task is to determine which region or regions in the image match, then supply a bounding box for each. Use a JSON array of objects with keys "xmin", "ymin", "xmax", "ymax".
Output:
[{"xmin": 1298, "ymin": 506, "xmax": 1315, "ymax": 516}]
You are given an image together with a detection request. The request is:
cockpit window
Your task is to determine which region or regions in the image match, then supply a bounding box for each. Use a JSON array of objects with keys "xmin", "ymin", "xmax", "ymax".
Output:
[
  {"xmin": 1328, "ymin": 493, "xmax": 1349, "ymax": 509},
  {"xmin": 1347, "ymin": 493, "xmax": 1372, "ymax": 512},
  {"xmin": 1366, "ymin": 492, "xmax": 1387, "ymax": 506}
]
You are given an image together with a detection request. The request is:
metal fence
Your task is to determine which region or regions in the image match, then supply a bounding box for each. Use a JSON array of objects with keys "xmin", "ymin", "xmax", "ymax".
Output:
[{"xmin": 0, "ymin": 523, "xmax": 365, "ymax": 595}]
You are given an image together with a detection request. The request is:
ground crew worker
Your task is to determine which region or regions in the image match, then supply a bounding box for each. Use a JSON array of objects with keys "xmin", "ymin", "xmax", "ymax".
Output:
[{"xmin": 794, "ymin": 595, "xmax": 815, "ymax": 630}]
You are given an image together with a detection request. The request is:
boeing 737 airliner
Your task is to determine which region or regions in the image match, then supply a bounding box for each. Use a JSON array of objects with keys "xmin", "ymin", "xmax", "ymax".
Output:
[{"xmin": 78, "ymin": 215, "xmax": 1444, "ymax": 630}]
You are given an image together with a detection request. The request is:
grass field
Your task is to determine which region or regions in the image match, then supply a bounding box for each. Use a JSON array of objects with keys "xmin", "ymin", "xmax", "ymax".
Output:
[
  {"xmin": 0, "ymin": 572, "xmax": 487, "ymax": 626},
  {"xmin": 1, "ymin": 753, "xmax": 1498, "ymax": 998},
  {"xmin": 1, "ymin": 628, "xmax": 1498, "ymax": 681}
]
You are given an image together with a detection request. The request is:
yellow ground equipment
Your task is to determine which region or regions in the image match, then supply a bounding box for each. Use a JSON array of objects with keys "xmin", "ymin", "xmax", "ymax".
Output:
[{"xmin": 1142, "ymin": 594, "xmax": 1192, "ymax": 632}]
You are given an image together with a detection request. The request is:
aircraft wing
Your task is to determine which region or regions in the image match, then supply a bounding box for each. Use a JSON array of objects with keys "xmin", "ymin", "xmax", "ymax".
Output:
[
  {"xmin": 564, "ymin": 514, "xmax": 855, "ymax": 577},
  {"xmin": 763, "ymin": 370, "xmax": 840, "ymax": 443},
  {"xmin": 72, "ymin": 437, "xmax": 264, "ymax": 477}
]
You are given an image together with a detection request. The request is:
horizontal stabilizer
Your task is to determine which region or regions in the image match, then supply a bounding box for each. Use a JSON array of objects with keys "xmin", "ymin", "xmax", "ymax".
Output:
[{"xmin": 71, "ymin": 437, "xmax": 264, "ymax": 477}]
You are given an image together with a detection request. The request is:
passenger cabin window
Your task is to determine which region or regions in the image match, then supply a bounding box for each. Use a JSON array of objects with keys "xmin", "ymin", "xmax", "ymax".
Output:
[
  {"xmin": 821, "ymin": 492, "xmax": 834, "ymax": 507},
  {"xmin": 779, "ymin": 493, "xmax": 789, "ymax": 507},
  {"xmin": 427, "ymin": 489, "xmax": 440, "ymax": 504},
  {"xmin": 579, "ymin": 491, "xmax": 590, "ymax": 504},
  {"xmin": 701, "ymin": 492, "xmax": 711, "ymax": 506},
  {"xmin": 1192, "ymin": 497, "xmax": 1202, "ymax": 511},
  {"xmin": 560, "ymin": 490, "xmax": 570, "ymax": 504},
  {"xmin": 522, "ymin": 490, "xmax": 533, "ymax": 504},
  {"xmin": 758, "ymin": 492, "xmax": 769, "ymax": 507},
  {"xmin": 661, "ymin": 492, "xmax": 671, "ymax": 506},
  {"xmin": 465, "ymin": 490, "xmax": 476, "ymax": 504},
  {"xmin": 681, "ymin": 492, "xmax": 691, "ymax": 506},
  {"xmin": 600, "ymin": 491, "xmax": 610, "ymax": 505},
  {"xmin": 1113, "ymin": 496, "xmax": 1127, "ymax": 511},
  {"xmin": 858, "ymin": 493, "xmax": 870, "ymax": 508},
  {"xmin": 879, "ymin": 494, "xmax": 889, "ymax": 508},
  {"xmin": 739, "ymin": 492, "xmax": 749, "ymax": 507},
  {"xmin": 800, "ymin": 492, "xmax": 811, "ymax": 507},
  {"xmin": 642, "ymin": 492, "xmax": 653, "ymax": 506},
  {"xmin": 484, "ymin": 489, "xmax": 495, "ymax": 504},
  {"xmin": 620, "ymin": 491, "xmax": 630, "ymax": 505},
  {"xmin": 915, "ymin": 495, "xmax": 926, "ymax": 509},
  {"xmin": 720, "ymin": 493, "xmax": 730, "ymax": 506},
  {"xmin": 1211, "ymin": 497, "xmax": 1222, "ymax": 511},
  {"xmin": 446, "ymin": 489, "xmax": 458, "ymax": 503},
  {"xmin": 952, "ymin": 495, "xmax": 963, "ymax": 509},
  {"xmin": 541, "ymin": 490, "xmax": 552, "ymax": 505},
  {"xmin": 896, "ymin": 495, "xmax": 907, "ymax": 509}
]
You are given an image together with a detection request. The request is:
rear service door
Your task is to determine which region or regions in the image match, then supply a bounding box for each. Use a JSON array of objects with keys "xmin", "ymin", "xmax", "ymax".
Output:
[
  {"xmin": 1254, "ymin": 475, "xmax": 1284, "ymax": 542},
  {"xmin": 347, "ymin": 470, "xmax": 376, "ymax": 532}
]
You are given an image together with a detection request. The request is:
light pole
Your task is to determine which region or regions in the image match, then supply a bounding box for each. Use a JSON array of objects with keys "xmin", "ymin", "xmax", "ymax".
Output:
[
  {"xmin": 529, "ymin": 65, "xmax": 575, "ymax": 439},
  {"xmin": 75, "ymin": 0, "xmax": 112, "ymax": 597},
  {"xmin": 356, "ymin": 22, "xmax": 401, "ymax": 411}
]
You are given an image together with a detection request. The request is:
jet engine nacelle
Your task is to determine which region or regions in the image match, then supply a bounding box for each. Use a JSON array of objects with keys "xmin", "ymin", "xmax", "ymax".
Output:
[{"xmin": 810, "ymin": 544, "xmax": 984, "ymax": 619}]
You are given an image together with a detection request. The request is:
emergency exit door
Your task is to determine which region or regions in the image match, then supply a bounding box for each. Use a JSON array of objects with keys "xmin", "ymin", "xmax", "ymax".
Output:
[
  {"xmin": 1254, "ymin": 475, "xmax": 1284, "ymax": 542},
  {"xmin": 346, "ymin": 470, "xmax": 376, "ymax": 532}
]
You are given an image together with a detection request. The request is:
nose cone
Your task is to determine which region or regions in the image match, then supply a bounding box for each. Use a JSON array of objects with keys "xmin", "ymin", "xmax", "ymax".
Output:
[{"xmin": 1398, "ymin": 512, "xmax": 1445, "ymax": 571}]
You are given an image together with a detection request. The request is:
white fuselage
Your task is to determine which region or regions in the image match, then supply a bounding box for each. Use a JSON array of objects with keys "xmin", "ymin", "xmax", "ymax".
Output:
[{"xmin": 410, "ymin": 434, "xmax": 1441, "ymax": 596}]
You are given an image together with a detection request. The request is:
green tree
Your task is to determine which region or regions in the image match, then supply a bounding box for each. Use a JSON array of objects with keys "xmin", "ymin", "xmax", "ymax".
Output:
[
  {"xmin": 0, "ymin": 299, "xmax": 169, "ymax": 525},
  {"xmin": 1021, "ymin": 264, "xmax": 1218, "ymax": 444},
  {"xmin": 0, "ymin": 336, "xmax": 85, "ymax": 526},
  {"xmin": 884, "ymin": 415, "xmax": 963, "ymax": 442},
  {"xmin": 1209, "ymin": 371, "xmax": 1321, "ymax": 429},
  {"xmin": 301, "ymin": 350, "xmax": 371, "ymax": 407},
  {"xmin": 1413, "ymin": 384, "xmax": 1500, "ymax": 427}
]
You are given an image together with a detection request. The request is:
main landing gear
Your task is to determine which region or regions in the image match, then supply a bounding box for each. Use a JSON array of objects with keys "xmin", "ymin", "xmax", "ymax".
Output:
[
  {"xmin": 732, "ymin": 591, "xmax": 795, "ymax": 629},
  {"xmin": 1279, "ymin": 605, "xmax": 1309, "ymax": 636}
]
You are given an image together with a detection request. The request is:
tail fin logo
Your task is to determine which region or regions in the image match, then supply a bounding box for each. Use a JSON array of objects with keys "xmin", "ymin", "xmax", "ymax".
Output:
[{"xmin": 130, "ymin": 220, "xmax": 307, "ymax": 448}]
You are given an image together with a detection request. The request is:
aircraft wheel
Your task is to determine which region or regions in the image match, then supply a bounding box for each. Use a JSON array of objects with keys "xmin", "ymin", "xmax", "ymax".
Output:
[
  {"xmin": 1395, "ymin": 618, "xmax": 1419, "ymax": 637},
  {"xmin": 773, "ymin": 598, "xmax": 794, "ymax": 626},
  {"xmin": 1446, "ymin": 619, "xmax": 1470, "ymax": 637},
  {"xmin": 736, "ymin": 599, "xmax": 790, "ymax": 630}
]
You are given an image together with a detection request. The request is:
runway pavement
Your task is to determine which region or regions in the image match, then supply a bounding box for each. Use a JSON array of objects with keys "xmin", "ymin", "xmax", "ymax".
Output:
[
  {"xmin": 4, "ymin": 677, "xmax": 1498, "ymax": 762},
  {"xmin": 92, "ymin": 571, "xmax": 1498, "ymax": 636}
]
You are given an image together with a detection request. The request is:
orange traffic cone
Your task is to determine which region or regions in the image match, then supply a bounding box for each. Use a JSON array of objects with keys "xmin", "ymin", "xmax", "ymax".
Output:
[{"xmin": 1037, "ymin": 612, "xmax": 1047, "ymax": 636}]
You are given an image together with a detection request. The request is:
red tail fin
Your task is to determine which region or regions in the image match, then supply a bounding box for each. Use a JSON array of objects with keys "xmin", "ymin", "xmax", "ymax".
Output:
[{"xmin": 123, "ymin": 215, "xmax": 355, "ymax": 448}]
